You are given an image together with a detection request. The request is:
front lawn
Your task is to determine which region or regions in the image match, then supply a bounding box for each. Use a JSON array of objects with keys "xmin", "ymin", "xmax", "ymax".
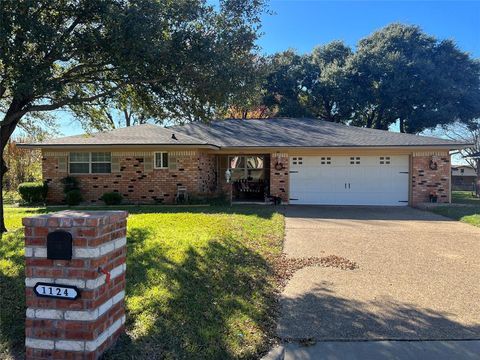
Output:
[
  {"xmin": 431, "ymin": 191, "xmax": 480, "ymax": 227},
  {"xmin": 452, "ymin": 190, "xmax": 480, "ymax": 205},
  {"xmin": 0, "ymin": 205, "xmax": 285, "ymax": 360}
]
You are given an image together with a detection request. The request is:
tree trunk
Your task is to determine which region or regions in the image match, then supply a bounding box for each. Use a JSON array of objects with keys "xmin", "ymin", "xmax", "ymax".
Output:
[
  {"xmin": 399, "ymin": 118, "xmax": 405, "ymax": 133},
  {"xmin": 366, "ymin": 112, "xmax": 375, "ymax": 128},
  {"xmin": 1, "ymin": 102, "xmax": 26, "ymax": 233},
  {"xmin": 0, "ymin": 157, "xmax": 7, "ymax": 233}
]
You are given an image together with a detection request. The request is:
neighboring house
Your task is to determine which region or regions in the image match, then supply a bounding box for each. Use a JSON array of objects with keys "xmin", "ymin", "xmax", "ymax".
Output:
[
  {"xmin": 451, "ymin": 165, "xmax": 477, "ymax": 191},
  {"xmin": 19, "ymin": 118, "xmax": 469, "ymax": 206}
]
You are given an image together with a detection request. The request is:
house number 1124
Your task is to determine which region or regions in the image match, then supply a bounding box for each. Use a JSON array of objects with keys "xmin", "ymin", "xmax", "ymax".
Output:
[{"xmin": 33, "ymin": 282, "xmax": 80, "ymax": 300}]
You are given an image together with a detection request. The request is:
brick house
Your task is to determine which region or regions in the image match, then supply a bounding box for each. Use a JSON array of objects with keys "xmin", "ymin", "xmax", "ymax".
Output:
[
  {"xmin": 19, "ymin": 118, "xmax": 469, "ymax": 206},
  {"xmin": 451, "ymin": 165, "xmax": 477, "ymax": 191}
]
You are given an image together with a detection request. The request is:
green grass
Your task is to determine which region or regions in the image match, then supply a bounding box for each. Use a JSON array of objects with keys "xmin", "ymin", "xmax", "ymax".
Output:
[
  {"xmin": 452, "ymin": 190, "xmax": 480, "ymax": 205},
  {"xmin": 0, "ymin": 205, "xmax": 285, "ymax": 360},
  {"xmin": 431, "ymin": 191, "xmax": 480, "ymax": 227}
]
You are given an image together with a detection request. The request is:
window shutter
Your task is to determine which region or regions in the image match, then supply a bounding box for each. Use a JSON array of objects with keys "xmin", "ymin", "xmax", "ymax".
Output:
[
  {"xmin": 168, "ymin": 154, "xmax": 177, "ymax": 170},
  {"xmin": 144, "ymin": 156, "xmax": 153, "ymax": 172},
  {"xmin": 57, "ymin": 156, "xmax": 67, "ymax": 172},
  {"xmin": 111, "ymin": 156, "xmax": 121, "ymax": 173}
]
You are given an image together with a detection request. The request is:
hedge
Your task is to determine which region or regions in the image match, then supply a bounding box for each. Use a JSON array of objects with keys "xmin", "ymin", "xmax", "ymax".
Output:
[
  {"xmin": 65, "ymin": 189, "xmax": 83, "ymax": 206},
  {"xmin": 18, "ymin": 182, "xmax": 48, "ymax": 204},
  {"xmin": 100, "ymin": 192, "xmax": 123, "ymax": 205}
]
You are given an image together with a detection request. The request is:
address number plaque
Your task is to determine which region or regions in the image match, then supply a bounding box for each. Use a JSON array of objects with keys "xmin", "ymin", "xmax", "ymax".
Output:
[{"xmin": 33, "ymin": 282, "xmax": 80, "ymax": 300}]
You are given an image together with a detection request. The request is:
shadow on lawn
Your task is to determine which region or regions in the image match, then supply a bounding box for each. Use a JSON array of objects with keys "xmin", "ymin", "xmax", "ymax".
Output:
[{"xmin": 104, "ymin": 227, "xmax": 278, "ymax": 360}]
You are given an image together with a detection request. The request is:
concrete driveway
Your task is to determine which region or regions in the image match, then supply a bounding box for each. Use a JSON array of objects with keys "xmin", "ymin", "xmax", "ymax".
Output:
[{"xmin": 278, "ymin": 206, "xmax": 480, "ymax": 341}]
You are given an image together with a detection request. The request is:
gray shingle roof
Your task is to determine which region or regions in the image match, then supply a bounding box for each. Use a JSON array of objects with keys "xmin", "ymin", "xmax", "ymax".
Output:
[
  {"xmin": 172, "ymin": 118, "xmax": 467, "ymax": 148},
  {"xmin": 21, "ymin": 118, "xmax": 469, "ymax": 149},
  {"xmin": 21, "ymin": 124, "xmax": 215, "ymax": 147}
]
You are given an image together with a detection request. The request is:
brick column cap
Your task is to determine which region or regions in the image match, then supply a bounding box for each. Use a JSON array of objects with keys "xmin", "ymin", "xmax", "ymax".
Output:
[{"xmin": 22, "ymin": 210, "xmax": 128, "ymax": 227}]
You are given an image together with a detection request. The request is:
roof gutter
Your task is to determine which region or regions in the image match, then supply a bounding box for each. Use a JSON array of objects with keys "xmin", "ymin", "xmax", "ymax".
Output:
[
  {"xmin": 211, "ymin": 144, "xmax": 473, "ymax": 151},
  {"xmin": 16, "ymin": 143, "xmax": 472, "ymax": 151},
  {"xmin": 16, "ymin": 143, "xmax": 221, "ymax": 150}
]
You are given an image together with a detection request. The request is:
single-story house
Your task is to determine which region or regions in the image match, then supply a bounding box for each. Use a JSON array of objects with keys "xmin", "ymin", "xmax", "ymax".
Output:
[
  {"xmin": 451, "ymin": 165, "xmax": 477, "ymax": 191},
  {"xmin": 19, "ymin": 118, "xmax": 469, "ymax": 206}
]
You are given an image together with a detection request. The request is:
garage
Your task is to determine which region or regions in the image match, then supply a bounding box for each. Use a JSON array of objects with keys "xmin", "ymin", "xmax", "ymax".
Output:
[{"xmin": 289, "ymin": 155, "xmax": 409, "ymax": 205}]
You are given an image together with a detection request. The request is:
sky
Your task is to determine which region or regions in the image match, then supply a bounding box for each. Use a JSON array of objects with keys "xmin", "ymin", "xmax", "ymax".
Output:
[
  {"xmin": 258, "ymin": 0, "xmax": 480, "ymax": 57},
  {"xmin": 18, "ymin": 0, "xmax": 480, "ymax": 156}
]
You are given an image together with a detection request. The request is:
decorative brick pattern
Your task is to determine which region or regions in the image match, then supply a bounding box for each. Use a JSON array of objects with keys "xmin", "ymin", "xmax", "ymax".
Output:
[
  {"xmin": 270, "ymin": 153, "xmax": 289, "ymax": 203},
  {"xmin": 23, "ymin": 211, "xmax": 128, "ymax": 360},
  {"xmin": 198, "ymin": 153, "xmax": 217, "ymax": 193},
  {"xmin": 42, "ymin": 152, "xmax": 217, "ymax": 204},
  {"xmin": 411, "ymin": 153, "xmax": 451, "ymax": 205}
]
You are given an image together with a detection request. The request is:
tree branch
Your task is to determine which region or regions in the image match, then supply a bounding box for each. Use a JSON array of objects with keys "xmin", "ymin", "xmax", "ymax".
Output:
[{"xmin": 26, "ymin": 87, "xmax": 122, "ymax": 113}]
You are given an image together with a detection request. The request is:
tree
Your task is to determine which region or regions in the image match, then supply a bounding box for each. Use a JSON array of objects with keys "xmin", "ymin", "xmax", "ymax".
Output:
[
  {"xmin": 440, "ymin": 120, "xmax": 480, "ymax": 170},
  {"xmin": 262, "ymin": 50, "xmax": 311, "ymax": 118},
  {"xmin": 217, "ymin": 56, "xmax": 277, "ymax": 119},
  {"xmin": 348, "ymin": 23, "xmax": 480, "ymax": 133},
  {"xmin": 3, "ymin": 136, "xmax": 42, "ymax": 191},
  {"xmin": 304, "ymin": 41, "xmax": 353, "ymax": 123},
  {"xmin": 221, "ymin": 42, "xmax": 355, "ymax": 122},
  {"xmin": 0, "ymin": 0, "xmax": 265, "ymax": 232}
]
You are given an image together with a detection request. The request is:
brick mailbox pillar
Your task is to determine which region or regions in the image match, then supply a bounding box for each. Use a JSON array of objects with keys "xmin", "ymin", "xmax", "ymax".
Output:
[{"xmin": 23, "ymin": 210, "xmax": 128, "ymax": 360}]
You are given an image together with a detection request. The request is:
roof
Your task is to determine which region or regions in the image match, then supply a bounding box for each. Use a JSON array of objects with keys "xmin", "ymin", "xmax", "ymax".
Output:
[
  {"xmin": 19, "ymin": 124, "xmax": 218, "ymax": 149},
  {"xmin": 172, "ymin": 118, "xmax": 468, "ymax": 148},
  {"xmin": 20, "ymin": 118, "xmax": 469, "ymax": 149},
  {"xmin": 452, "ymin": 165, "xmax": 475, "ymax": 169}
]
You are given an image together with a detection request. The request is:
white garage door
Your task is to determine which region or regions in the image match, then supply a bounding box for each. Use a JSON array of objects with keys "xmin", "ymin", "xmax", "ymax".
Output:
[{"xmin": 289, "ymin": 155, "xmax": 409, "ymax": 206}]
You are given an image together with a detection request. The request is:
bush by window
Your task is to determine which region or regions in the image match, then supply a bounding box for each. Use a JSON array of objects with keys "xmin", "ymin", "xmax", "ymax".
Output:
[
  {"xmin": 65, "ymin": 189, "xmax": 83, "ymax": 206},
  {"xmin": 101, "ymin": 192, "xmax": 123, "ymax": 205}
]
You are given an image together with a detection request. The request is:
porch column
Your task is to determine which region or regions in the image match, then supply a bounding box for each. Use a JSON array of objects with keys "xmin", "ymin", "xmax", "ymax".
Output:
[{"xmin": 270, "ymin": 153, "xmax": 289, "ymax": 204}]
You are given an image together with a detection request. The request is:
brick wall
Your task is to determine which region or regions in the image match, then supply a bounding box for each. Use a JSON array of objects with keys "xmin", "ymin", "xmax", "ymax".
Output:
[
  {"xmin": 270, "ymin": 153, "xmax": 289, "ymax": 203},
  {"xmin": 198, "ymin": 153, "xmax": 217, "ymax": 193},
  {"xmin": 23, "ymin": 210, "xmax": 128, "ymax": 360},
  {"xmin": 42, "ymin": 151, "xmax": 217, "ymax": 204},
  {"xmin": 411, "ymin": 152, "xmax": 451, "ymax": 205}
]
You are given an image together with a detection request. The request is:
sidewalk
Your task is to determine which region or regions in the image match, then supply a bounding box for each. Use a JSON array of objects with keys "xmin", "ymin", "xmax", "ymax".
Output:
[{"xmin": 262, "ymin": 340, "xmax": 480, "ymax": 360}]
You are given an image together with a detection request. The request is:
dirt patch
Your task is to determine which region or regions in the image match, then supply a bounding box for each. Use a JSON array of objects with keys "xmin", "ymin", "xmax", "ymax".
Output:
[{"xmin": 274, "ymin": 254, "xmax": 358, "ymax": 288}]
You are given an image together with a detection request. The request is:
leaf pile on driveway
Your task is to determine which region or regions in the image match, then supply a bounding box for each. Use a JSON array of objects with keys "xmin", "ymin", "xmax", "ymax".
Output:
[{"xmin": 274, "ymin": 254, "xmax": 358, "ymax": 288}]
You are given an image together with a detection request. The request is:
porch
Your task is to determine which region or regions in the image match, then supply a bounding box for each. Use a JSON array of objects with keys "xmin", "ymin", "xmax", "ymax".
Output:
[{"xmin": 214, "ymin": 153, "xmax": 289, "ymax": 203}]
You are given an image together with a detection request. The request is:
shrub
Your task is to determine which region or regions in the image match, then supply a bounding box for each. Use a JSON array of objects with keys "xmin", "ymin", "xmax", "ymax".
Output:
[
  {"xmin": 101, "ymin": 192, "xmax": 123, "ymax": 205},
  {"xmin": 3, "ymin": 190, "xmax": 21, "ymax": 205},
  {"xmin": 65, "ymin": 189, "xmax": 83, "ymax": 206},
  {"xmin": 17, "ymin": 182, "xmax": 48, "ymax": 204},
  {"xmin": 61, "ymin": 176, "xmax": 80, "ymax": 193}
]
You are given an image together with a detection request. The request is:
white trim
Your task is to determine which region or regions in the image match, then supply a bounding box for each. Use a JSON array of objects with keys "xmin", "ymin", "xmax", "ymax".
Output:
[
  {"xmin": 25, "ymin": 263, "xmax": 126, "ymax": 289},
  {"xmin": 153, "ymin": 151, "xmax": 169, "ymax": 169},
  {"xmin": 26, "ymin": 290, "xmax": 125, "ymax": 321},
  {"xmin": 26, "ymin": 338, "xmax": 54, "ymax": 350},
  {"xmin": 25, "ymin": 237, "xmax": 126, "ymax": 259},
  {"xmin": 26, "ymin": 315, "xmax": 126, "ymax": 352}
]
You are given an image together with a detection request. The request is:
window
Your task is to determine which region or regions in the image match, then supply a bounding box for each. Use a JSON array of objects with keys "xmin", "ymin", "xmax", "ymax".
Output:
[
  {"xmin": 91, "ymin": 152, "xmax": 111, "ymax": 173},
  {"xmin": 154, "ymin": 152, "xmax": 169, "ymax": 168},
  {"xmin": 292, "ymin": 157, "xmax": 303, "ymax": 165},
  {"xmin": 69, "ymin": 152, "xmax": 111, "ymax": 174},
  {"xmin": 69, "ymin": 152, "xmax": 90, "ymax": 174},
  {"xmin": 228, "ymin": 155, "xmax": 265, "ymax": 181},
  {"xmin": 320, "ymin": 157, "xmax": 331, "ymax": 165},
  {"xmin": 350, "ymin": 156, "xmax": 361, "ymax": 165},
  {"xmin": 379, "ymin": 156, "xmax": 391, "ymax": 165}
]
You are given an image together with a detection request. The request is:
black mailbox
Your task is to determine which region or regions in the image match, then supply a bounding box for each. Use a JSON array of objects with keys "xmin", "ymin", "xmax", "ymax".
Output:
[{"xmin": 47, "ymin": 230, "xmax": 73, "ymax": 260}]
